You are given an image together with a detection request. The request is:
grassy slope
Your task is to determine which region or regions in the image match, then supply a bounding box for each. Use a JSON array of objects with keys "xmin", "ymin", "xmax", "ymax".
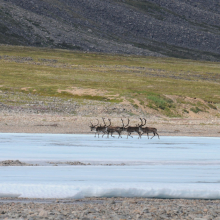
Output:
[{"xmin": 0, "ymin": 45, "xmax": 220, "ymax": 117}]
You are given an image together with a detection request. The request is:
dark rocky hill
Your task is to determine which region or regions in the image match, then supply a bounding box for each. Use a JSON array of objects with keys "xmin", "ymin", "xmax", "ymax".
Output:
[{"xmin": 1, "ymin": 0, "xmax": 220, "ymax": 61}]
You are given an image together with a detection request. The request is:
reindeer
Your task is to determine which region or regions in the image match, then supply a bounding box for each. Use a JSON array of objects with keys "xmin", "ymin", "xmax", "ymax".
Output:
[
  {"xmin": 105, "ymin": 118, "xmax": 124, "ymax": 138},
  {"xmin": 139, "ymin": 118, "xmax": 160, "ymax": 139},
  {"xmin": 93, "ymin": 118, "xmax": 109, "ymax": 138},
  {"xmin": 123, "ymin": 118, "xmax": 142, "ymax": 139},
  {"xmin": 89, "ymin": 119, "xmax": 99, "ymax": 132}
]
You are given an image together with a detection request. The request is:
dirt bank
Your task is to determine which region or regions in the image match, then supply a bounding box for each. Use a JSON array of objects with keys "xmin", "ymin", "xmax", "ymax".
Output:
[{"xmin": 0, "ymin": 112, "xmax": 220, "ymax": 137}]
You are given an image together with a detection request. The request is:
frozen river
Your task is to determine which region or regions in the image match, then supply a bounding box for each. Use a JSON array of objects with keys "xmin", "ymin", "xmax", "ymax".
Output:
[{"xmin": 0, "ymin": 133, "xmax": 220, "ymax": 199}]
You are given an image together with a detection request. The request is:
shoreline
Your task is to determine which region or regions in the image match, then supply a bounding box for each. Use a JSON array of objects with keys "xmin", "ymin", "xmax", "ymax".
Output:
[
  {"xmin": 0, "ymin": 112, "xmax": 220, "ymax": 137},
  {"xmin": 1, "ymin": 132, "xmax": 220, "ymax": 137}
]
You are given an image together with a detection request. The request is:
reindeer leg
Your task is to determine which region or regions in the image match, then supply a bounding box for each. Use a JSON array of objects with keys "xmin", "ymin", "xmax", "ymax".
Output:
[
  {"xmin": 151, "ymin": 132, "xmax": 155, "ymax": 139},
  {"xmin": 111, "ymin": 131, "xmax": 115, "ymax": 138},
  {"xmin": 118, "ymin": 131, "xmax": 122, "ymax": 138},
  {"xmin": 157, "ymin": 132, "xmax": 160, "ymax": 139},
  {"xmin": 138, "ymin": 132, "xmax": 142, "ymax": 139},
  {"xmin": 106, "ymin": 131, "xmax": 110, "ymax": 138},
  {"xmin": 102, "ymin": 132, "xmax": 106, "ymax": 138},
  {"xmin": 116, "ymin": 131, "xmax": 120, "ymax": 139},
  {"xmin": 119, "ymin": 132, "xmax": 122, "ymax": 138}
]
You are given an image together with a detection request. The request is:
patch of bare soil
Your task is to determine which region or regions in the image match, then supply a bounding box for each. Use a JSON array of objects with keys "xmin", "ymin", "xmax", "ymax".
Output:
[{"xmin": 57, "ymin": 87, "xmax": 107, "ymax": 96}]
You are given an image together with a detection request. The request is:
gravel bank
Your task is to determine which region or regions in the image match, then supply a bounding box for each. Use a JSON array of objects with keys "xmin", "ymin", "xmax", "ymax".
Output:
[
  {"xmin": 0, "ymin": 112, "xmax": 220, "ymax": 137},
  {"xmin": 0, "ymin": 197, "xmax": 220, "ymax": 220}
]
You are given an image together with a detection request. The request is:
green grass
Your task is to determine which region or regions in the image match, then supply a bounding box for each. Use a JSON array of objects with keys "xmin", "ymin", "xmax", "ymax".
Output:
[
  {"xmin": 190, "ymin": 107, "xmax": 203, "ymax": 113},
  {"xmin": 208, "ymin": 103, "xmax": 217, "ymax": 110},
  {"xmin": 0, "ymin": 45, "xmax": 220, "ymax": 117},
  {"xmin": 147, "ymin": 94, "xmax": 174, "ymax": 110}
]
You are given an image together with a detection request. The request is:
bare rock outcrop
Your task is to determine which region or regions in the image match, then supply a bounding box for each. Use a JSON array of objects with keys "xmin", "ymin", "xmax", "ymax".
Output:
[{"xmin": 0, "ymin": 160, "xmax": 34, "ymax": 166}]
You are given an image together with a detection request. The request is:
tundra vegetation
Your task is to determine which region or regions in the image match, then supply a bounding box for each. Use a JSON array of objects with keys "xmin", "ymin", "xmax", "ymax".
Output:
[{"xmin": 0, "ymin": 45, "xmax": 220, "ymax": 118}]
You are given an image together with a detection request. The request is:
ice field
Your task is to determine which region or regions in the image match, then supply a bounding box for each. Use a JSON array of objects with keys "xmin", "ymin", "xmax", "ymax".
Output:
[{"xmin": 0, "ymin": 133, "xmax": 220, "ymax": 199}]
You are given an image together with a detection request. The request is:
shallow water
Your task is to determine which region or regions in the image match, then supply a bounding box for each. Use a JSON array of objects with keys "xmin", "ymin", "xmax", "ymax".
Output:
[{"xmin": 0, "ymin": 133, "xmax": 220, "ymax": 199}]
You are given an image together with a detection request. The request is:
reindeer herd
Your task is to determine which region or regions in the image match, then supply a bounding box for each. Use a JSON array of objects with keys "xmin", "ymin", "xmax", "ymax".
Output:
[{"xmin": 89, "ymin": 118, "xmax": 160, "ymax": 139}]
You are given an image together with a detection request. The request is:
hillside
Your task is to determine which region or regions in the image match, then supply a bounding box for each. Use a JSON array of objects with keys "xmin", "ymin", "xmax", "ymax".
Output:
[
  {"xmin": 0, "ymin": 45, "xmax": 220, "ymax": 119},
  {"xmin": 1, "ymin": 0, "xmax": 220, "ymax": 61}
]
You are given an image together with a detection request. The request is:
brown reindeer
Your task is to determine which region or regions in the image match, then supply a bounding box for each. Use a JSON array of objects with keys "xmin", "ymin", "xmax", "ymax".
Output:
[
  {"xmin": 139, "ymin": 118, "xmax": 160, "ymax": 139},
  {"xmin": 89, "ymin": 119, "xmax": 99, "ymax": 132},
  {"xmin": 105, "ymin": 118, "xmax": 125, "ymax": 138},
  {"xmin": 93, "ymin": 118, "xmax": 109, "ymax": 138},
  {"xmin": 123, "ymin": 118, "xmax": 142, "ymax": 139}
]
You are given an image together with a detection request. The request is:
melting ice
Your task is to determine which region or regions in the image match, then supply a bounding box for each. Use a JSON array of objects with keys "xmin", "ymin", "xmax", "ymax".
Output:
[{"xmin": 0, "ymin": 133, "xmax": 220, "ymax": 199}]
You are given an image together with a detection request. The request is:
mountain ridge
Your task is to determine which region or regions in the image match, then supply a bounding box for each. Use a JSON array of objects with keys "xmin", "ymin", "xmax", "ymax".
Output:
[{"xmin": 1, "ymin": 0, "xmax": 220, "ymax": 61}]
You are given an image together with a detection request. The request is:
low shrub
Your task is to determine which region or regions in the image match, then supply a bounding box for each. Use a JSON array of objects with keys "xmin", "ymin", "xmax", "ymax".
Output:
[
  {"xmin": 208, "ymin": 103, "xmax": 217, "ymax": 110},
  {"xmin": 190, "ymin": 106, "xmax": 203, "ymax": 113},
  {"xmin": 183, "ymin": 109, "xmax": 189, "ymax": 113},
  {"xmin": 147, "ymin": 95, "xmax": 174, "ymax": 110}
]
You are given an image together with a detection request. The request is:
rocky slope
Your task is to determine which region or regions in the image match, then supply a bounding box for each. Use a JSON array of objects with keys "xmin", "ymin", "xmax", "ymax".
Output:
[{"xmin": 1, "ymin": 0, "xmax": 220, "ymax": 61}]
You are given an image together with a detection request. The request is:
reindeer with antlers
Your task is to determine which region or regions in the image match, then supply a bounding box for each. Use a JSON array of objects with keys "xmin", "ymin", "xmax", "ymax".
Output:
[
  {"xmin": 139, "ymin": 118, "xmax": 160, "ymax": 139},
  {"xmin": 105, "ymin": 118, "xmax": 125, "ymax": 138},
  {"xmin": 90, "ymin": 117, "xmax": 160, "ymax": 139},
  {"xmin": 89, "ymin": 118, "xmax": 109, "ymax": 138},
  {"xmin": 122, "ymin": 118, "xmax": 142, "ymax": 139},
  {"xmin": 89, "ymin": 119, "xmax": 99, "ymax": 132}
]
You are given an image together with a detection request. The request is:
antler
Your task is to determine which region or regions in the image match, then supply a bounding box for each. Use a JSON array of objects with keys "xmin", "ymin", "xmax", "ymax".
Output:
[
  {"xmin": 95, "ymin": 119, "xmax": 99, "ymax": 126},
  {"xmin": 108, "ymin": 118, "xmax": 112, "ymax": 127},
  {"xmin": 140, "ymin": 118, "xmax": 144, "ymax": 127},
  {"xmin": 137, "ymin": 118, "xmax": 142, "ymax": 127},
  {"xmin": 125, "ymin": 118, "xmax": 130, "ymax": 128},
  {"xmin": 90, "ymin": 119, "xmax": 99, "ymax": 127},
  {"xmin": 143, "ymin": 118, "xmax": 146, "ymax": 126},
  {"xmin": 121, "ymin": 118, "xmax": 125, "ymax": 127},
  {"xmin": 102, "ymin": 117, "xmax": 106, "ymax": 126}
]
